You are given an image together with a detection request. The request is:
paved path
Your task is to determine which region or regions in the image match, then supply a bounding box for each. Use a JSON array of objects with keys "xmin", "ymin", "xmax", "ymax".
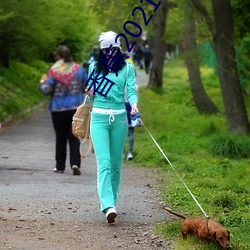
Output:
[
  {"xmin": 135, "ymin": 69, "xmax": 149, "ymax": 88},
  {"xmin": 0, "ymin": 107, "xmax": 164, "ymax": 224},
  {"xmin": 0, "ymin": 71, "xmax": 173, "ymax": 249}
]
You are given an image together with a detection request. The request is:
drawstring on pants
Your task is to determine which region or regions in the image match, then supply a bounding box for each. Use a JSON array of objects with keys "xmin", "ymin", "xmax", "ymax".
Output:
[
  {"xmin": 109, "ymin": 112, "xmax": 115, "ymax": 124},
  {"xmin": 91, "ymin": 107, "xmax": 125, "ymax": 125}
]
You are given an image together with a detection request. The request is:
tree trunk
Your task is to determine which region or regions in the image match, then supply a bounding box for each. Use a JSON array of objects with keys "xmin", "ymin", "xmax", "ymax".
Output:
[
  {"xmin": 184, "ymin": 4, "xmax": 218, "ymax": 114},
  {"xmin": 148, "ymin": 0, "xmax": 169, "ymax": 90},
  {"xmin": 212, "ymin": 0, "xmax": 250, "ymax": 134}
]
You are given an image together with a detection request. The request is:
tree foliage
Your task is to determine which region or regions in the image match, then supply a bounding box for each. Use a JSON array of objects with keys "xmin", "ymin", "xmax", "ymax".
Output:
[
  {"xmin": 164, "ymin": 1, "xmax": 183, "ymax": 44},
  {"xmin": 0, "ymin": 0, "xmax": 99, "ymax": 67},
  {"xmin": 232, "ymin": 0, "xmax": 250, "ymax": 39},
  {"xmin": 91, "ymin": 0, "xmax": 160, "ymax": 48},
  {"xmin": 232, "ymin": 0, "xmax": 250, "ymax": 95}
]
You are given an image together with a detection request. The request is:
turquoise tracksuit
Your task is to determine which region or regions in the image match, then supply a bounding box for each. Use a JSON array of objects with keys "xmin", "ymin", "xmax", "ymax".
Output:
[{"xmin": 88, "ymin": 62, "xmax": 138, "ymax": 212}]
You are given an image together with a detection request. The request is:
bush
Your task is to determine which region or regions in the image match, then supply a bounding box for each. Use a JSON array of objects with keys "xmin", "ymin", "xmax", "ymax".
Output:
[
  {"xmin": 210, "ymin": 135, "xmax": 250, "ymax": 159},
  {"xmin": 210, "ymin": 191, "xmax": 237, "ymax": 209}
]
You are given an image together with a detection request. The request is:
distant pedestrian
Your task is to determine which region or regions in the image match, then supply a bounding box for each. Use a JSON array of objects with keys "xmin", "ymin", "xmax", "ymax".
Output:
[
  {"xmin": 133, "ymin": 44, "xmax": 144, "ymax": 69},
  {"xmin": 89, "ymin": 46, "xmax": 99, "ymax": 61},
  {"xmin": 125, "ymin": 102, "xmax": 135, "ymax": 160},
  {"xmin": 87, "ymin": 46, "xmax": 99, "ymax": 70},
  {"xmin": 124, "ymin": 54, "xmax": 138, "ymax": 161},
  {"xmin": 143, "ymin": 44, "xmax": 152, "ymax": 74},
  {"xmin": 39, "ymin": 45, "xmax": 87, "ymax": 175}
]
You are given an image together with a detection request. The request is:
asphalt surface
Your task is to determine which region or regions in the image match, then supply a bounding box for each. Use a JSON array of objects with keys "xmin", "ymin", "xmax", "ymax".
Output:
[
  {"xmin": 0, "ymin": 70, "xmax": 172, "ymax": 249},
  {"xmin": 0, "ymin": 106, "xmax": 166, "ymax": 222}
]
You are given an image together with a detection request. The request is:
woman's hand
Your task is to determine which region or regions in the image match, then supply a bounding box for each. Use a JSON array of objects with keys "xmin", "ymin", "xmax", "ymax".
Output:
[
  {"xmin": 131, "ymin": 103, "xmax": 138, "ymax": 116},
  {"xmin": 40, "ymin": 74, "xmax": 47, "ymax": 84},
  {"xmin": 85, "ymin": 86, "xmax": 94, "ymax": 96}
]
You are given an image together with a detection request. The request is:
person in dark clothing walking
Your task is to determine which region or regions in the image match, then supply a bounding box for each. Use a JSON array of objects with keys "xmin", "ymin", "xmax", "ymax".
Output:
[
  {"xmin": 39, "ymin": 45, "xmax": 88, "ymax": 175},
  {"xmin": 133, "ymin": 44, "xmax": 144, "ymax": 69},
  {"xmin": 143, "ymin": 45, "xmax": 152, "ymax": 74}
]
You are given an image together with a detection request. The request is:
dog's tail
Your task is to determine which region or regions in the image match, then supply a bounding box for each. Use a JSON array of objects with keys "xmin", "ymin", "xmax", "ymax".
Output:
[{"xmin": 162, "ymin": 206, "xmax": 187, "ymax": 220}]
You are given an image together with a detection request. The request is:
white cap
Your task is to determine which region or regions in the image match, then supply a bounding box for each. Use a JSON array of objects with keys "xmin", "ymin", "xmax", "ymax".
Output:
[{"xmin": 99, "ymin": 31, "xmax": 121, "ymax": 49}]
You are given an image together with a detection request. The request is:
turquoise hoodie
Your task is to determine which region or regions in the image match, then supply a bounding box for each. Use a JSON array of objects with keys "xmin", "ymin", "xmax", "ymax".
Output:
[{"xmin": 87, "ymin": 62, "xmax": 138, "ymax": 110}]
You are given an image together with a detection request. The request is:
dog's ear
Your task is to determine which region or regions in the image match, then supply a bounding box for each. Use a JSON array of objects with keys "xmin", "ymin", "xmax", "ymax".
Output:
[
  {"xmin": 227, "ymin": 230, "xmax": 230, "ymax": 240},
  {"xmin": 213, "ymin": 231, "xmax": 217, "ymax": 240}
]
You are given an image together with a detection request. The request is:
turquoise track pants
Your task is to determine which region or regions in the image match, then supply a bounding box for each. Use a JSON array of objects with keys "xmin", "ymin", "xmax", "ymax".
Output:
[{"xmin": 90, "ymin": 111, "xmax": 128, "ymax": 212}]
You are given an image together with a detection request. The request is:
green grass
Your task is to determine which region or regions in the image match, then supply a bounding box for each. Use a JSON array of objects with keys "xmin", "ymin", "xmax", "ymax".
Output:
[
  {"xmin": 0, "ymin": 60, "xmax": 50, "ymax": 123},
  {"xmin": 129, "ymin": 58, "xmax": 250, "ymax": 250}
]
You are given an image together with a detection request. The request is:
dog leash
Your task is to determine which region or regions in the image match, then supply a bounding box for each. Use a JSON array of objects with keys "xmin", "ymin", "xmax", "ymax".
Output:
[{"xmin": 139, "ymin": 118, "xmax": 209, "ymax": 218}]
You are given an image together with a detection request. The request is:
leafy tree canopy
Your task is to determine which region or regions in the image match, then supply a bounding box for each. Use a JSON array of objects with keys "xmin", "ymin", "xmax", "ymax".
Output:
[{"xmin": 0, "ymin": 0, "xmax": 99, "ymax": 66}]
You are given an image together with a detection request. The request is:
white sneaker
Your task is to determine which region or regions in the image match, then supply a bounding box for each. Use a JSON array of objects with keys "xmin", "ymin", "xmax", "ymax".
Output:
[
  {"xmin": 127, "ymin": 152, "xmax": 133, "ymax": 160},
  {"xmin": 53, "ymin": 168, "xmax": 64, "ymax": 173},
  {"xmin": 105, "ymin": 207, "xmax": 117, "ymax": 223}
]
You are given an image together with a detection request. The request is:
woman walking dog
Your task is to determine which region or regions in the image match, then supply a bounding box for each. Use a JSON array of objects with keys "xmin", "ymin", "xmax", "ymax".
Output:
[{"xmin": 86, "ymin": 31, "xmax": 138, "ymax": 223}]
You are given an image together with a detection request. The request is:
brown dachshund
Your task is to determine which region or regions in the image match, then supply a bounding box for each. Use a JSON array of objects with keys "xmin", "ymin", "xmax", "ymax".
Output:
[{"xmin": 162, "ymin": 207, "xmax": 231, "ymax": 249}]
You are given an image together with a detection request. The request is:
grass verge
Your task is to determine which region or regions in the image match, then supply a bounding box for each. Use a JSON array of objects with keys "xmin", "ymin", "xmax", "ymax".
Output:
[
  {"xmin": 128, "ymin": 58, "xmax": 250, "ymax": 250},
  {"xmin": 0, "ymin": 60, "xmax": 49, "ymax": 125}
]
